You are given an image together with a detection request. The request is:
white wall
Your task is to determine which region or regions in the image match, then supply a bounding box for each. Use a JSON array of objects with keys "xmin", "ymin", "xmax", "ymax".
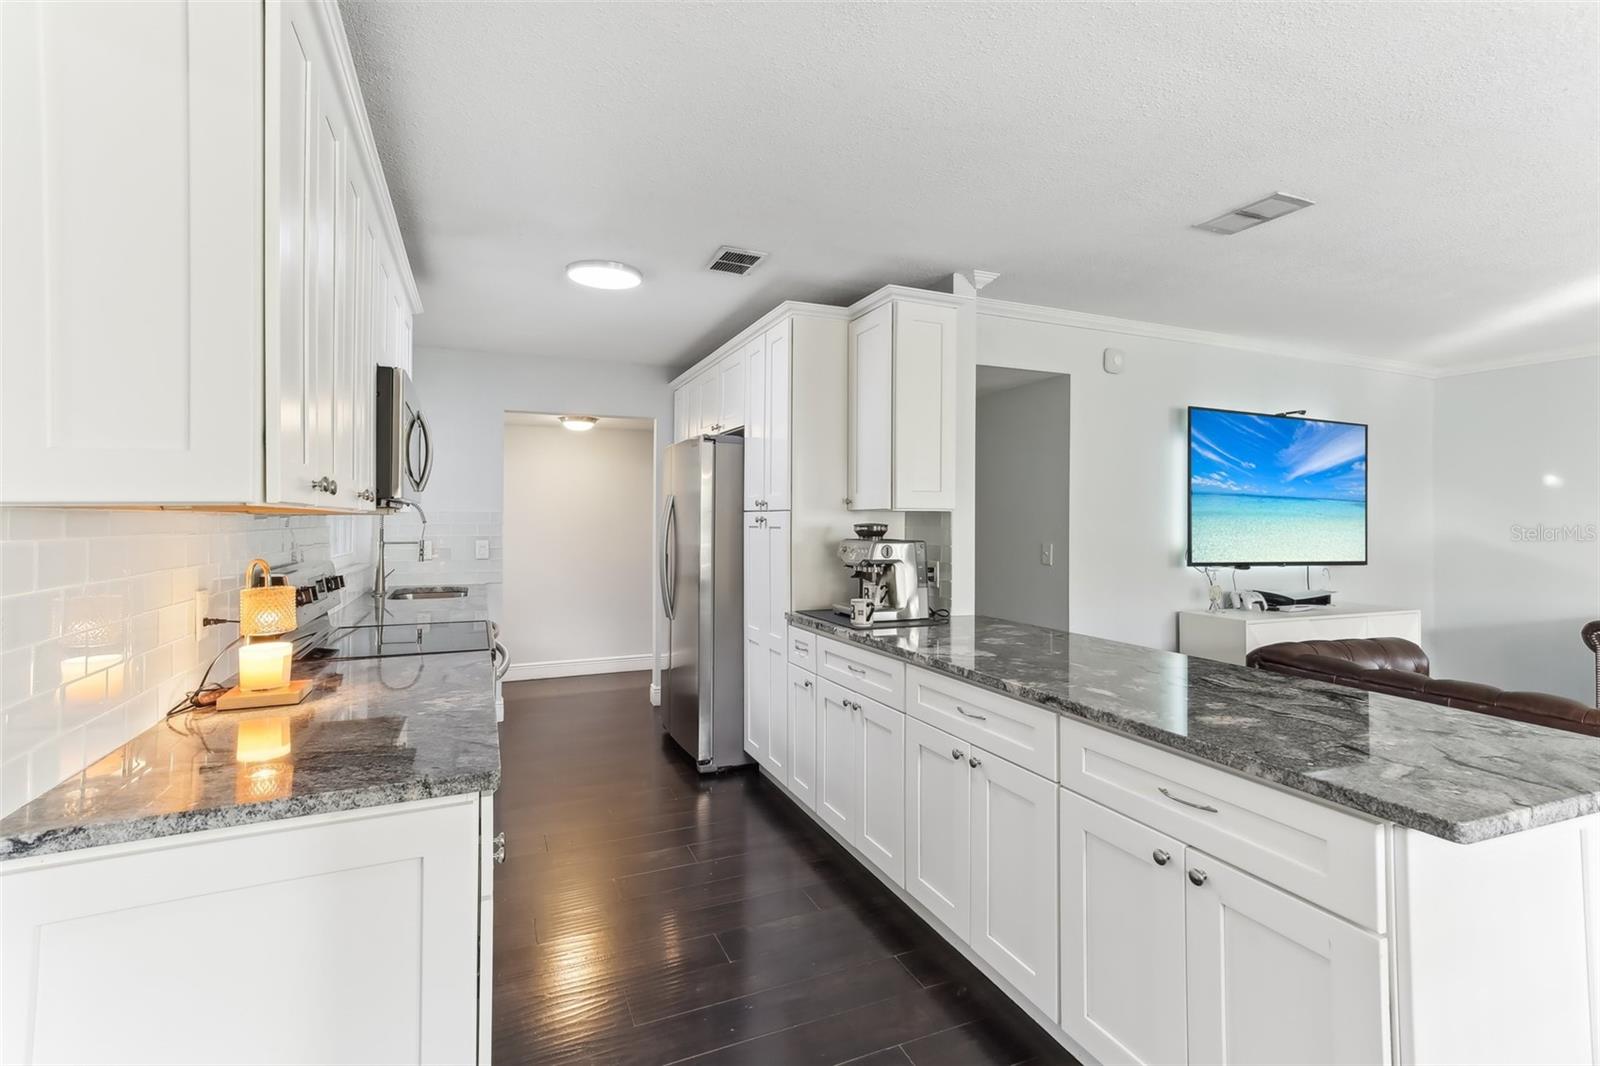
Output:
[
  {"xmin": 410, "ymin": 348, "xmax": 673, "ymax": 688},
  {"xmin": 975, "ymin": 372, "xmax": 1072, "ymax": 630},
  {"xmin": 959, "ymin": 305, "xmax": 1439, "ymax": 652},
  {"xmin": 501, "ymin": 423, "xmax": 655, "ymax": 678},
  {"xmin": 1433, "ymin": 356, "xmax": 1600, "ymax": 703}
]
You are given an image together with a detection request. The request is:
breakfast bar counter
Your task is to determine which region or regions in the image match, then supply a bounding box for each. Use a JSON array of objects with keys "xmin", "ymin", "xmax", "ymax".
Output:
[{"xmin": 789, "ymin": 611, "xmax": 1600, "ymax": 843}]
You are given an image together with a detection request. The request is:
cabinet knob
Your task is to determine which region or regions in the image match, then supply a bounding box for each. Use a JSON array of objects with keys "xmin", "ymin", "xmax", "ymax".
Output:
[
  {"xmin": 843, "ymin": 497, "xmax": 853, "ymax": 507},
  {"xmin": 952, "ymin": 748, "xmax": 964, "ymax": 760},
  {"xmin": 356, "ymin": 488, "xmax": 375, "ymax": 502},
  {"xmin": 803, "ymin": 679, "xmax": 812, "ymax": 689},
  {"xmin": 968, "ymin": 756, "xmax": 982, "ymax": 768},
  {"xmin": 313, "ymin": 476, "xmax": 338, "ymax": 495},
  {"xmin": 1152, "ymin": 849, "xmax": 1171, "ymax": 866},
  {"xmin": 1187, "ymin": 867, "xmax": 1208, "ymax": 887}
]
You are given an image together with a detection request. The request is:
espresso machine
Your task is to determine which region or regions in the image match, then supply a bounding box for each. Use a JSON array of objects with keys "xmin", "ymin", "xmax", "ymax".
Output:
[{"xmin": 831, "ymin": 523, "xmax": 938, "ymax": 626}]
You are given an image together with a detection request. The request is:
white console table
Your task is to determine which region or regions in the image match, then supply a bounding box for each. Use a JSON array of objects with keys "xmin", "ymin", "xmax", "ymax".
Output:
[{"xmin": 1177, "ymin": 603, "xmax": 1423, "ymax": 667}]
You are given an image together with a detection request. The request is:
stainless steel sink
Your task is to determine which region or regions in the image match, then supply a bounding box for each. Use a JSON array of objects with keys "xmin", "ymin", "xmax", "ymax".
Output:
[{"xmin": 387, "ymin": 585, "xmax": 469, "ymax": 600}]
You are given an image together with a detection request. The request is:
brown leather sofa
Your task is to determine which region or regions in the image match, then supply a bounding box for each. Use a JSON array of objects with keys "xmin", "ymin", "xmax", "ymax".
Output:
[{"xmin": 1246, "ymin": 637, "xmax": 1600, "ymax": 737}]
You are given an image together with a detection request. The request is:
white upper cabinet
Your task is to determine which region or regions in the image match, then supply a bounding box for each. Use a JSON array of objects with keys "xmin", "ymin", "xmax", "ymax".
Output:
[
  {"xmin": 1, "ymin": 1, "xmax": 263, "ymax": 504},
  {"xmin": 847, "ymin": 297, "xmax": 958, "ymax": 511},
  {"xmin": 717, "ymin": 349, "xmax": 746, "ymax": 433},
  {"xmin": 742, "ymin": 320, "xmax": 791, "ymax": 512},
  {"xmin": 0, "ymin": 0, "xmax": 415, "ymax": 509}
]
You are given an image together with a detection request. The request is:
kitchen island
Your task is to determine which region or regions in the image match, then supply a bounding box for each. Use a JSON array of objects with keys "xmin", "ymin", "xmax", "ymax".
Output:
[
  {"xmin": 772, "ymin": 611, "xmax": 1600, "ymax": 1066},
  {"xmin": 0, "ymin": 647, "xmax": 501, "ymax": 1065}
]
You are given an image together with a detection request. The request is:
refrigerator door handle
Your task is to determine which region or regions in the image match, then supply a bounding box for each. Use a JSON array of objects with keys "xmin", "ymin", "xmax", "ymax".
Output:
[{"xmin": 660, "ymin": 494, "xmax": 677, "ymax": 620}]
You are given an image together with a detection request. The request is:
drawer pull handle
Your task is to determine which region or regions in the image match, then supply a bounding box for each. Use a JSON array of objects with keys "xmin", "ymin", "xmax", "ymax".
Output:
[
  {"xmin": 1159, "ymin": 786, "xmax": 1219, "ymax": 814},
  {"xmin": 1188, "ymin": 867, "xmax": 1208, "ymax": 887},
  {"xmin": 845, "ymin": 664, "xmax": 867, "ymax": 676},
  {"xmin": 1152, "ymin": 849, "xmax": 1171, "ymax": 866},
  {"xmin": 794, "ymin": 642, "xmax": 808, "ymax": 653},
  {"xmin": 955, "ymin": 705, "xmax": 988, "ymax": 722}
]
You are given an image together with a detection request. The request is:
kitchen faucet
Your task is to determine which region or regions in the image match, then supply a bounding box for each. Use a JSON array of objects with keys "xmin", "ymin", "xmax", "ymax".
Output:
[{"xmin": 374, "ymin": 497, "xmax": 428, "ymax": 608}]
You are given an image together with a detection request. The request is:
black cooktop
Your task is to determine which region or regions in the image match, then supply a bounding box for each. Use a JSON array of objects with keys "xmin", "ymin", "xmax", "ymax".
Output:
[{"xmin": 311, "ymin": 620, "xmax": 492, "ymax": 661}]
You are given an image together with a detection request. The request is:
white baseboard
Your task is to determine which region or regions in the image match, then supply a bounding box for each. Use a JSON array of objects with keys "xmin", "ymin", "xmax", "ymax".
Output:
[{"xmin": 503, "ymin": 654, "xmax": 654, "ymax": 683}]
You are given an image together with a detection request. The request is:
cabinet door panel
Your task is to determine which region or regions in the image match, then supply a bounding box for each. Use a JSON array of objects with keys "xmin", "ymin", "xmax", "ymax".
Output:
[
  {"xmin": 816, "ymin": 679, "xmax": 861, "ymax": 843},
  {"xmin": 329, "ymin": 158, "xmax": 363, "ymax": 508},
  {"xmin": 846, "ymin": 304, "xmax": 892, "ymax": 510},
  {"xmin": 742, "ymin": 340, "xmax": 767, "ymax": 508},
  {"xmin": 764, "ymin": 320, "xmax": 792, "ymax": 511},
  {"xmin": 719, "ymin": 351, "xmax": 746, "ymax": 432},
  {"xmin": 763, "ymin": 644, "xmax": 788, "ymax": 781},
  {"xmin": 1185, "ymin": 850, "xmax": 1390, "ymax": 1066},
  {"xmin": 744, "ymin": 635, "xmax": 767, "ymax": 764},
  {"xmin": 891, "ymin": 301, "xmax": 957, "ymax": 509},
  {"xmin": 858, "ymin": 696, "xmax": 905, "ymax": 887},
  {"xmin": 673, "ymin": 386, "xmax": 690, "ymax": 444},
  {"xmin": 904, "ymin": 717, "xmax": 970, "ymax": 937},
  {"xmin": 1060, "ymin": 789, "xmax": 1188, "ymax": 1066},
  {"xmin": 698, "ymin": 373, "xmax": 721, "ymax": 434},
  {"xmin": 970, "ymin": 751, "xmax": 1057, "ymax": 1020},
  {"xmin": 787, "ymin": 665, "xmax": 818, "ymax": 810},
  {"xmin": 0, "ymin": 0, "xmax": 262, "ymax": 503},
  {"xmin": 765, "ymin": 515, "xmax": 790, "ymax": 646}
]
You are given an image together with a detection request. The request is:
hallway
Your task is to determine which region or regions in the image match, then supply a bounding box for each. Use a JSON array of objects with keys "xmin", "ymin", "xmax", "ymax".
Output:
[{"xmin": 492, "ymin": 672, "xmax": 1077, "ymax": 1065}]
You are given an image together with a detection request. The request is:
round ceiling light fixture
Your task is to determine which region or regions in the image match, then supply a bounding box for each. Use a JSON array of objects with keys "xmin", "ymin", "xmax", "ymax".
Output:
[
  {"xmin": 565, "ymin": 260, "xmax": 642, "ymax": 290},
  {"xmin": 558, "ymin": 416, "xmax": 599, "ymax": 432}
]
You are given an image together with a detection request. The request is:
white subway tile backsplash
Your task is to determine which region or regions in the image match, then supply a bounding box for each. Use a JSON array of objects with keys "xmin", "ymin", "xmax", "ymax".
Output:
[{"xmin": 0, "ymin": 507, "xmax": 378, "ymax": 817}]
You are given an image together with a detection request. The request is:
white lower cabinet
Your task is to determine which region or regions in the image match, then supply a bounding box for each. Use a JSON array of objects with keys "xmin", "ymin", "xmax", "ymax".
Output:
[
  {"xmin": 970, "ymin": 747, "xmax": 1058, "ymax": 1020},
  {"xmin": 905, "ymin": 717, "xmax": 971, "ymax": 934},
  {"xmin": 787, "ymin": 664, "xmax": 818, "ymax": 810},
  {"xmin": 1061, "ymin": 788, "xmax": 1390, "ymax": 1066},
  {"xmin": 743, "ymin": 513, "xmax": 791, "ymax": 767},
  {"xmin": 763, "ymin": 640, "xmax": 789, "ymax": 781},
  {"xmin": 817, "ymin": 678, "xmax": 861, "ymax": 841},
  {"xmin": 858, "ymin": 696, "xmax": 906, "ymax": 886},
  {"xmin": 1185, "ymin": 850, "xmax": 1389, "ymax": 1066},
  {"xmin": 1, "ymin": 794, "xmax": 487, "ymax": 1065},
  {"xmin": 1060, "ymin": 788, "xmax": 1189, "ymax": 1066}
]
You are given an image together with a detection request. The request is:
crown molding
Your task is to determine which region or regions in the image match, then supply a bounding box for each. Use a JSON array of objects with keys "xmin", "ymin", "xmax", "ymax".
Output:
[
  {"xmin": 1426, "ymin": 344, "xmax": 1598, "ymax": 378},
  {"xmin": 974, "ymin": 298, "xmax": 1439, "ymax": 380},
  {"xmin": 667, "ymin": 300, "xmax": 850, "ymax": 388}
]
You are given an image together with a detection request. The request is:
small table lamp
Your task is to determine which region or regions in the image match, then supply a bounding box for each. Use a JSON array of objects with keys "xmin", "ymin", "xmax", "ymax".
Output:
[{"xmin": 217, "ymin": 559, "xmax": 312, "ymax": 711}]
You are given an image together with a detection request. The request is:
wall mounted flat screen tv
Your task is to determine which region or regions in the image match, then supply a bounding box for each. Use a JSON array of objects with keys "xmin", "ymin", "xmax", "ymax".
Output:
[{"xmin": 1188, "ymin": 406, "xmax": 1368, "ymax": 567}]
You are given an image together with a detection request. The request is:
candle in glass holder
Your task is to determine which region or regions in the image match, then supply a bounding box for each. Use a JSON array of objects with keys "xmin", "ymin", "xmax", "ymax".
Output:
[{"xmin": 238, "ymin": 642, "xmax": 293, "ymax": 692}]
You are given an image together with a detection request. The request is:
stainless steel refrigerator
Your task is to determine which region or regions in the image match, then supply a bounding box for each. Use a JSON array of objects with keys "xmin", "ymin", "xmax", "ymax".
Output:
[{"xmin": 658, "ymin": 435, "xmax": 749, "ymax": 772}]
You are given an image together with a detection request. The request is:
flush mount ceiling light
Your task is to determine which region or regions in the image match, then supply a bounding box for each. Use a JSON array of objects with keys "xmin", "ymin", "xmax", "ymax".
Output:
[
  {"xmin": 558, "ymin": 416, "xmax": 598, "ymax": 432},
  {"xmin": 566, "ymin": 260, "xmax": 642, "ymax": 290},
  {"xmin": 1194, "ymin": 192, "xmax": 1314, "ymax": 235}
]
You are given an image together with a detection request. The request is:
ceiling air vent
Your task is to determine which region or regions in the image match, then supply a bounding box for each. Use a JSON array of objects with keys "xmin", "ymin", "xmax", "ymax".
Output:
[
  {"xmin": 1195, "ymin": 192, "xmax": 1314, "ymax": 235},
  {"xmin": 706, "ymin": 246, "xmax": 768, "ymax": 276}
]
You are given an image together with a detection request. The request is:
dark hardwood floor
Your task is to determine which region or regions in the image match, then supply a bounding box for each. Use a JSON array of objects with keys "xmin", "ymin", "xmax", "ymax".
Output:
[{"xmin": 492, "ymin": 671, "xmax": 1079, "ymax": 1066}]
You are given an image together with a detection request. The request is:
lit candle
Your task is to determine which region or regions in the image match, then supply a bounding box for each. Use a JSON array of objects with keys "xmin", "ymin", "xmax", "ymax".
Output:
[{"xmin": 238, "ymin": 642, "xmax": 293, "ymax": 692}]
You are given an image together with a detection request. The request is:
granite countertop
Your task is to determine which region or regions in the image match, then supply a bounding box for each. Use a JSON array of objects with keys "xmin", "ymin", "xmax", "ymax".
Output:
[
  {"xmin": 0, "ymin": 650, "xmax": 500, "ymax": 862},
  {"xmin": 790, "ymin": 611, "xmax": 1600, "ymax": 844}
]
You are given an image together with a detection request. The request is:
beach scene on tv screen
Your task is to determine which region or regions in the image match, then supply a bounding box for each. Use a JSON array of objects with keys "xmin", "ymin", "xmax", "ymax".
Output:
[{"xmin": 1190, "ymin": 409, "xmax": 1367, "ymax": 564}]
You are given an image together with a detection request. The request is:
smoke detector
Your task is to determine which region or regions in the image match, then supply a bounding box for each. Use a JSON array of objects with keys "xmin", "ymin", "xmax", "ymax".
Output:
[
  {"xmin": 706, "ymin": 246, "xmax": 768, "ymax": 276},
  {"xmin": 1195, "ymin": 192, "xmax": 1314, "ymax": 235}
]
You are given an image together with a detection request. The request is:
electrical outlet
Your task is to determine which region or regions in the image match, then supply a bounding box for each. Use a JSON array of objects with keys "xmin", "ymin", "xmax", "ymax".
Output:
[
  {"xmin": 475, "ymin": 539, "xmax": 490, "ymax": 561},
  {"xmin": 1041, "ymin": 543, "xmax": 1054, "ymax": 566},
  {"xmin": 422, "ymin": 539, "xmax": 435, "ymax": 561},
  {"xmin": 193, "ymin": 589, "xmax": 209, "ymax": 626}
]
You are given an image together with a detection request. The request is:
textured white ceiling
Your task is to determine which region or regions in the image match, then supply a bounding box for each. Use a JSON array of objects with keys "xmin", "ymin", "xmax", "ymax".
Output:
[{"xmin": 340, "ymin": 0, "xmax": 1598, "ymax": 372}]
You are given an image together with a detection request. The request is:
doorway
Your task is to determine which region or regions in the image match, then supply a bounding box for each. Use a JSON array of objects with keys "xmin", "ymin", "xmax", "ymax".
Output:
[
  {"xmin": 974, "ymin": 368, "xmax": 1071, "ymax": 630},
  {"xmin": 501, "ymin": 412, "xmax": 655, "ymax": 680}
]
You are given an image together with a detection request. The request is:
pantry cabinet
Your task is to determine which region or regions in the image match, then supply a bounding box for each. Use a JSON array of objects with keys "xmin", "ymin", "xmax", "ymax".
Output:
[
  {"xmin": 846, "ymin": 296, "xmax": 959, "ymax": 511},
  {"xmin": 743, "ymin": 320, "xmax": 791, "ymax": 511},
  {"xmin": 743, "ymin": 513, "xmax": 790, "ymax": 770},
  {"xmin": 0, "ymin": 0, "xmax": 417, "ymax": 509}
]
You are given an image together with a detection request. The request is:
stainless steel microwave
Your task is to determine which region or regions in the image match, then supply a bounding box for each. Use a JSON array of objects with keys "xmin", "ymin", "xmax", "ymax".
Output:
[{"xmin": 375, "ymin": 366, "xmax": 434, "ymax": 503}]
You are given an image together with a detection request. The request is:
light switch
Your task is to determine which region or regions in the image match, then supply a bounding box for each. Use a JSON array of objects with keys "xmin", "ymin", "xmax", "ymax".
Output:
[
  {"xmin": 475, "ymin": 539, "xmax": 490, "ymax": 560},
  {"xmin": 1041, "ymin": 543, "xmax": 1054, "ymax": 566}
]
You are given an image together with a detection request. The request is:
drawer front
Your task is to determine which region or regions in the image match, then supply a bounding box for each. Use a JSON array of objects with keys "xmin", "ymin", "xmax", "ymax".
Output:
[
  {"xmin": 816, "ymin": 635, "xmax": 904, "ymax": 709},
  {"xmin": 789, "ymin": 626, "xmax": 818, "ymax": 670},
  {"xmin": 905, "ymin": 666, "xmax": 1058, "ymax": 780},
  {"xmin": 1058, "ymin": 718, "xmax": 1385, "ymax": 931},
  {"xmin": 1244, "ymin": 616, "xmax": 1368, "ymax": 651}
]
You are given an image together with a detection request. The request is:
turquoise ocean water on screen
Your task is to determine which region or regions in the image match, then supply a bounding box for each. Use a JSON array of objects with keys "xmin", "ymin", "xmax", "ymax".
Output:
[{"xmin": 1191, "ymin": 493, "xmax": 1366, "ymax": 563}]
